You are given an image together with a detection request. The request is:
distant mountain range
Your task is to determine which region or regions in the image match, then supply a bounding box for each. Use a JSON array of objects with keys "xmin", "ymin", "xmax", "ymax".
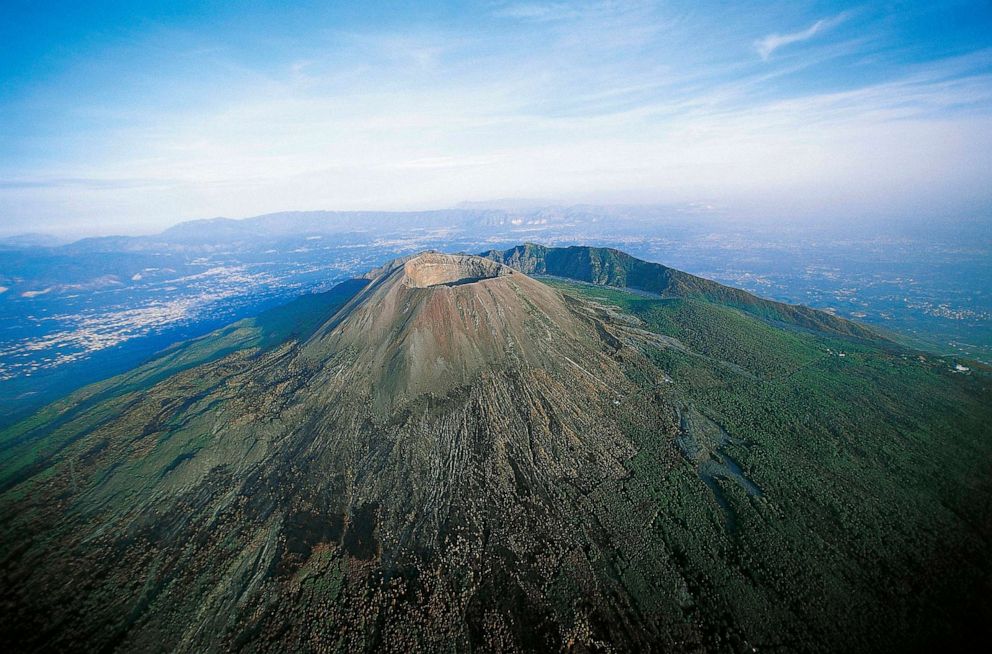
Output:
[
  {"xmin": 2, "ymin": 246, "xmax": 989, "ymax": 652},
  {"xmin": 0, "ymin": 233, "xmax": 66, "ymax": 250},
  {"xmin": 0, "ymin": 208, "xmax": 610, "ymax": 252},
  {"xmin": 1, "ymin": 205, "xmax": 719, "ymax": 253}
]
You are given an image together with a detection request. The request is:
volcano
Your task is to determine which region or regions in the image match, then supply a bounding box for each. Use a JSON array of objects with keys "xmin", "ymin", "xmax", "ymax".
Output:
[{"xmin": 1, "ymin": 247, "xmax": 990, "ymax": 653}]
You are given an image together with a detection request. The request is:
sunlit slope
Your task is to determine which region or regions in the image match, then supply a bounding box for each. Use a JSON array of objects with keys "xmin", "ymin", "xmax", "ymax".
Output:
[
  {"xmin": 0, "ymin": 252, "xmax": 989, "ymax": 653},
  {"xmin": 0, "ymin": 279, "xmax": 367, "ymax": 494}
]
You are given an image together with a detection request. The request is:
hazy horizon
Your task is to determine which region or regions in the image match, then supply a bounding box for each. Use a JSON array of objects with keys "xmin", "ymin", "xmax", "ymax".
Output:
[
  {"xmin": 2, "ymin": 1, "xmax": 991, "ymax": 235},
  {"xmin": 2, "ymin": 200, "xmax": 990, "ymax": 243}
]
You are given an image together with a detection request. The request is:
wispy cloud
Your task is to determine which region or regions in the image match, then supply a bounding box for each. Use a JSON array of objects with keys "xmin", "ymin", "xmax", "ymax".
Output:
[
  {"xmin": 493, "ymin": 3, "xmax": 578, "ymax": 22},
  {"xmin": 0, "ymin": 176, "xmax": 179, "ymax": 190},
  {"xmin": 755, "ymin": 13, "xmax": 849, "ymax": 60},
  {"xmin": 2, "ymin": 2, "xmax": 990, "ymax": 232},
  {"xmin": 389, "ymin": 155, "xmax": 500, "ymax": 170}
]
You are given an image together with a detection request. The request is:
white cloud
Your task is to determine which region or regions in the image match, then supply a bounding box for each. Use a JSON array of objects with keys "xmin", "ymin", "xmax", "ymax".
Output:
[
  {"xmin": 2, "ymin": 4, "xmax": 990, "ymax": 234},
  {"xmin": 494, "ymin": 3, "xmax": 577, "ymax": 22},
  {"xmin": 755, "ymin": 14, "xmax": 849, "ymax": 60}
]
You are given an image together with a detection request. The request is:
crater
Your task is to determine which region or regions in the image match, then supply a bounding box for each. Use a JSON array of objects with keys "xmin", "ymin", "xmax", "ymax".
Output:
[{"xmin": 404, "ymin": 253, "xmax": 512, "ymax": 288}]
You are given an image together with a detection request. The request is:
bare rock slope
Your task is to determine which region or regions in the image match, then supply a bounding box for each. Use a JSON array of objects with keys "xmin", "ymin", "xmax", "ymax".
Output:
[
  {"xmin": 1, "ymin": 250, "xmax": 990, "ymax": 653},
  {"xmin": 0, "ymin": 254, "xmax": 683, "ymax": 651}
]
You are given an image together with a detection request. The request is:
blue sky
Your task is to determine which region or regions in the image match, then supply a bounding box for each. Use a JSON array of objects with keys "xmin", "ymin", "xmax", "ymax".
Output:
[{"xmin": 1, "ymin": 0, "xmax": 991, "ymax": 235}]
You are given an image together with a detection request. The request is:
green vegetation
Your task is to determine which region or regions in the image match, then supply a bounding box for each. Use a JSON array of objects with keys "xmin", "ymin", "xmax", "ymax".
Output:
[
  {"xmin": 486, "ymin": 243, "xmax": 882, "ymax": 339},
  {"xmin": 544, "ymin": 276, "xmax": 992, "ymax": 651},
  {"xmin": 1, "ymin": 250, "xmax": 989, "ymax": 652},
  {"xmin": 0, "ymin": 279, "xmax": 365, "ymax": 494}
]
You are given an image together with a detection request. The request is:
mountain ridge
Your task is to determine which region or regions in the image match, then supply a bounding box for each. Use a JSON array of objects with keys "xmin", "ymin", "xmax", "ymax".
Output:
[
  {"xmin": 1, "ymin": 246, "xmax": 989, "ymax": 652},
  {"xmin": 484, "ymin": 243, "xmax": 881, "ymax": 341}
]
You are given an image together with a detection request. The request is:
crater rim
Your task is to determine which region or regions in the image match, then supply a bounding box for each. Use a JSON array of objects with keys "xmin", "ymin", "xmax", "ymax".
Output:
[{"xmin": 403, "ymin": 253, "xmax": 513, "ymax": 288}]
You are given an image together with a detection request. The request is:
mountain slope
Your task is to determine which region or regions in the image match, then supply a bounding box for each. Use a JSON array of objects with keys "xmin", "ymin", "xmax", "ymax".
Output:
[
  {"xmin": 1, "ymin": 250, "xmax": 990, "ymax": 653},
  {"xmin": 0, "ymin": 278, "xmax": 368, "ymax": 495},
  {"xmin": 484, "ymin": 243, "xmax": 882, "ymax": 340}
]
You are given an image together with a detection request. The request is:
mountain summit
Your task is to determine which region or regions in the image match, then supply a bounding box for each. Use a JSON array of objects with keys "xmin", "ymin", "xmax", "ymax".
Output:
[
  {"xmin": 300, "ymin": 252, "xmax": 600, "ymax": 413},
  {"xmin": 1, "ymin": 247, "xmax": 990, "ymax": 652}
]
